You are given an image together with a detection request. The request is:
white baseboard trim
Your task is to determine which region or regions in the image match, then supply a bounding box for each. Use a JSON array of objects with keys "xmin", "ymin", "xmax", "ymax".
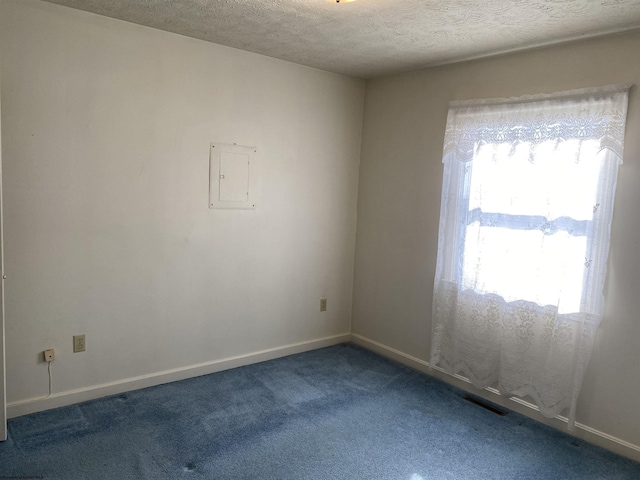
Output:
[
  {"xmin": 7, "ymin": 333, "xmax": 351, "ymax": 419},
  {"xmin": 350, "ymin": 333, "xmax": 640, "ymax": 463}
]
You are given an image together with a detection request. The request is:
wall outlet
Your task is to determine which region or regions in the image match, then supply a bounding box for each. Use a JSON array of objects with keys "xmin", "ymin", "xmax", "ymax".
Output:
[
  {"xmin": 320, "ymin": 298, "xmax": 327, "ymax": 312},
  {"xmin": 43, "ymin": 349, "xmax": 55, "ymax": 362},
  {"xmin": 73, "ymin": 334, "xmax": 86, "ymax": 353}
]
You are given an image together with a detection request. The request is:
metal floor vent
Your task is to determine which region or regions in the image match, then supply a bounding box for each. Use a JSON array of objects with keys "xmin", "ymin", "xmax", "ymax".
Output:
[{"xmin": 462, "ymin": 395, "xmax": 508, "ymax": 416}]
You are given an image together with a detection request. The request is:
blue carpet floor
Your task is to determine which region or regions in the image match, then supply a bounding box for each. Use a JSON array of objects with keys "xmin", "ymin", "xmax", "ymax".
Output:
[{"xmin": 1, "ymin": 343, "xmax": 639, "ymax": 479}]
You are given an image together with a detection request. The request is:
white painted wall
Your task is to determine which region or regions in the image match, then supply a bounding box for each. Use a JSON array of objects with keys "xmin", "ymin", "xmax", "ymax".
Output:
[
  {"xmin": 353, "ymin": 32, "xmax": 640, "ymax": 455},
  {"xmin": 0, "ymin": 0, "xmax": 363, "ymax": 407}
]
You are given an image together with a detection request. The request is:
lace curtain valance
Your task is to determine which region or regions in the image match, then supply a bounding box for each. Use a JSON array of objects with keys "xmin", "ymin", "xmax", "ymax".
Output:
[{"xmin": 443, "ymin": 84, "xmax": 630, "ymax": 164}]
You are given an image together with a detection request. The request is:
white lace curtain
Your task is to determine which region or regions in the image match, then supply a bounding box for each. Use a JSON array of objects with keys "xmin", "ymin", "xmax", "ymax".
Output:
[{"xmin": 430, "ymin": 85, "xmax": 630, "ymax": 428}]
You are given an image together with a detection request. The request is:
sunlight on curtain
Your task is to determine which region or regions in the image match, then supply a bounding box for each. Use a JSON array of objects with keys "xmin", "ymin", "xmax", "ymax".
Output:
[{"xmin": 430, "ymin": 85, "xmax": 630, "ymax": 428}]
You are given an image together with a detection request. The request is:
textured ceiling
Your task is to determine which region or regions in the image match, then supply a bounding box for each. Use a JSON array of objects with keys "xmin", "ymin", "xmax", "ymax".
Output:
[{"xmin": 41, "ymin": 0, "xmax": 640, "ymax": 79}]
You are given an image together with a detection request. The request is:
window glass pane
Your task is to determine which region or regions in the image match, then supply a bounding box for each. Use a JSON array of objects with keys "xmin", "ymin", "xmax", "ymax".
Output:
[
  {"xmin": 470, "ymin": 139, "xmax": 601, "ymax": 221},
  {"xmin": 462, "ymin": 224, "xmax": 586, "ymax": 313}
]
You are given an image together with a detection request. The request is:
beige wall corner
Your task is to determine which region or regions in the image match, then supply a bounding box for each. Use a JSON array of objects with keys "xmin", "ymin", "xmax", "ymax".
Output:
[{"xmin": 352, "ymin": 30, "xmax": 640, "ymax": 457}]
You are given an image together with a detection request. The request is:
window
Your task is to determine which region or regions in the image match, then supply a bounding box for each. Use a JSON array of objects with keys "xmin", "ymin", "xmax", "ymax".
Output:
[
  {"xmin": 430, "ymin": 85, "xmax": 630, "ymax": 428},
  {"xmin": 462, "ymin": 138, "xmax": 608, "ymax": 314}
]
